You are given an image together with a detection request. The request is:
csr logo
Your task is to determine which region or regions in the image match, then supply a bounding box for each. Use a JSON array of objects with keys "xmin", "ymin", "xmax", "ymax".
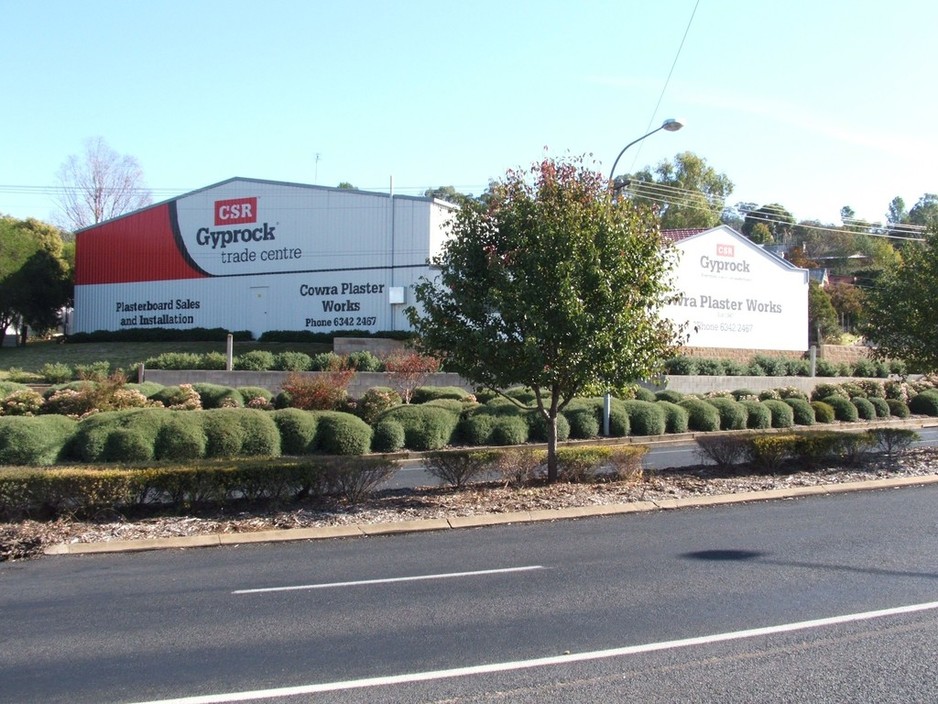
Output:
[
  {"xmin": 214, "ymin": 197, "xmax": 257, "ymax": 226},
  {"xmin": 716, "ymin": 244, "xmax": 735, "ymax": 257}
]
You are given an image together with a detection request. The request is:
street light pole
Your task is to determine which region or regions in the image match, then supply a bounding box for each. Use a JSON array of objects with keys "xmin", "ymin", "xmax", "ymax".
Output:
[{"xmin": 603, "ymin": 117, "xmax": 685, "ymax": 436}]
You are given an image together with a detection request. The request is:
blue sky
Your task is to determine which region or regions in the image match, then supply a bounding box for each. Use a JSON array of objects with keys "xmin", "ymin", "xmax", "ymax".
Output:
[{"xmin": 2, "ymin": 0, "xmax": 935, "ymax": 228}]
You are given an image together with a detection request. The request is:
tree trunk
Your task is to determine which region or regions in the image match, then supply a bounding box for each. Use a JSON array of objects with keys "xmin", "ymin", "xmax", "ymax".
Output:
[
  {"xmin": 546, "ymin": 412, "xmax": 558, "ymax": 483},
  {"xmin": 18, "ymin": 324, "xmax": 27, "ymax": 347}
]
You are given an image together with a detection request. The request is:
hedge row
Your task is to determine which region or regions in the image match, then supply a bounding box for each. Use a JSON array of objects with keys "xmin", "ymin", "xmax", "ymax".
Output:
[
  {"xmin": 0, "ymin": 443, "xmax": 650, "ymax": 520},
  {"xmin": 0, "ymin": 457, "xmax": 397, "ymax": 520},
  {"xmin": 664, "ymin": 354, "xmax": 906, "ymax": 378},
  {"xmin": 0, "ymin": 408, "xmax": 374, "ymax": 466},
  {"xmin": 695, "ymin": 428, "xmax": 920, "ymax": 473}
]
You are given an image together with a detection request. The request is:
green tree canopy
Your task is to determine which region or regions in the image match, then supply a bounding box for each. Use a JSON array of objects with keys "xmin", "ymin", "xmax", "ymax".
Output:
[
  {"xmin": 741, "ymin": 203, "xmax": 795, "ymax": 244},
  {"xmin": 408, "ymin": 156, "xmax": 683, "ymax": 481},
  {"xmin": 626, "ymin": 151, "xmax": 734, "ymax": 230},
  {"xmin": 862, "ymin": 230, "xmax": 938, "ymax": 372},
  {"xmin": 0, "ymin": 215, "xmax": 72, "ymax": 342}
]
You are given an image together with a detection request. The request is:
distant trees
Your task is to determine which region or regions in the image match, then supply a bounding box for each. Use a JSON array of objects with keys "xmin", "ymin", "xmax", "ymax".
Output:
[
  {"xmin": 741, "ymin": 203, "xmax": 795, "ymax": 244},
  {"xmin": 0, "ymin": 215, "xmax": 72, "ymax": 343},
  {"xmin": 625, "ymin": 151, "xmax": 734, "ymax": 229},
  {"xmin": 55, "ymin": 137, "xmax": 151, "ymax": 231}
]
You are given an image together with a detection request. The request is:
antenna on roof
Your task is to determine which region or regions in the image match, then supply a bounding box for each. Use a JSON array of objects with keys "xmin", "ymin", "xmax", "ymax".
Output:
[{"xmin": 314, "ymin": 153, "xmax": 321, "ymax": 183}]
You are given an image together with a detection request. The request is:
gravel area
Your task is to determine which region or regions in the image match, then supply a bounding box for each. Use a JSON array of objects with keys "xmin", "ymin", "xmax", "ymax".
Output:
[{"xmin": 3, "ymin": 446, "xmax": 937, "ymax": 562}]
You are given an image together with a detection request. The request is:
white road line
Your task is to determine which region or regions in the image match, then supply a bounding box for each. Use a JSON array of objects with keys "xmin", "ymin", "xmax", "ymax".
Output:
[
  {"xmin": 126, "ymin": 598, "xmax": 938, "ymax": 704},
  {"xmin": 231, "ymin": 565, "xmax": 545, "ymax": 594}
]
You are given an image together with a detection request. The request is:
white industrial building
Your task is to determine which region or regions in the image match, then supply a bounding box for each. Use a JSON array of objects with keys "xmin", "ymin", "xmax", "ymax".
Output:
[
  {"xmin": 75, "ymin": 182, "xmax": 808, "ymax": 353},
  {"xmin": 74, "ymin": 178, "xmax": 454, "ymax": 337}
]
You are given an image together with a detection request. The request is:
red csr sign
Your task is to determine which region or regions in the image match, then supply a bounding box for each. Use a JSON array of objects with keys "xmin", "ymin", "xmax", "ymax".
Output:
[
  {"xmin": 716, "ymin": 244, "xmax": 735, "ymax": 257},
  {"xmin": 214, "ymin": 197, "xmax": 257, "ymax": 225}
]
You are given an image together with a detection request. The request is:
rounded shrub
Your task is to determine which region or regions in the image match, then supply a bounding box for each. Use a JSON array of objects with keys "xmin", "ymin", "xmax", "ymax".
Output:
[
  {"xmin": 621, "ymin": 400, "xmax": 667, "ymax": 436},
  {"xmin": 273, "ymin": 351, "xmax": 312, "ymax": 372},
  {"xmin": 655, "ymin": 390, "xmax": 684, "ymax": 403},
  {"xmin": 784, "ymin": 398, "xmax": 816, "ymax": 426},
  {"xmin": 422, "ymin": 399, "xmax": 468, "ymax": 414},
  {"xmin": 679, "ymin": 399, "xmax": 721, "ymax": 432},
  {"xmin": 815, "ymin": 359, "xmax": 839, "ymax": 377},
  {"xmin": 372, "ymin": 418, "xmax": 405, "ymax": 452},
  {"xmin": 237, "ymin": 386, "xmax": 274, "ymax": 403},
  {"xmin": 811, "ymin": 401, "xmax": 836, "ymax": 424},
  {"xmin": 272, "ymin": 408, "xmax": 319, "ymax": 455},
  {"xmin": 193, "ymin": 383, "xmax": 244, "ymax": 409},
  {"xmin": 731, "ymin": 389, "xmax": 758, "ymax": 401},
  {"xmin": 309, "ymin": 352, "xmax": 343, "ymax": 371},
  {"xmin": 695, "ymin": 358, "xmax": 725, "ymax": 376},
  {"xmin": 502, "ymin": 386, "xmax": 537, "ymax": 405},
  {"xmin": 664, "ymin": 356, "xmax": 696, "ymax": 375},
  {"xmin": 198, "ymin": 351, "xmax": 229, "ymax": 370},
  {"xmin": 526, "ymin": 411, "xmax": 572, "ymax": 443},
  {"xmin": 201, "ymin": 409, "xmax": 247, "ymax": 458},
  {"xmin": 740, "ymin": 400, "xmax": 772, "ymax": 429},
  {"xmin": 563, "ymin": 407, "xmax": 600, "ymax": 439},
  {"xmin": 346, "ymin": 350, "xmax": 383, "ymax": 372},
  {"xmin": 0, "ymin": 415, "xmax": 77, "ymax": 465},
  {"xmin": 315, "ymin": 411, "xmax": 373, "ymax": 455},
  {"xmin": 39, "ymin": 362, "xmax": 73, "ymax": 384},
  {"xmin": 235, "ymin": 350, "xmax": 276, "ymax": 371},
  {"xmin": 154, "ymin": 414, "xmax": 206, "ymax": 461},
  {"xmin": 851, "ymin": 397, "xmax": 877, "ymax": 421},
  {"xmin": 235, "ymin": 408, "xmax": 282, "ymax": 456},
  {"xmin": 821, "ymin": 395, "xmax": 859, "ymax": 422},
  {"xmin": 458, "ymin": 413, "xmax": 498, "ymax": 446},
  {"xmin": 632, "ymin": 386, "xmax": 657, "ymax": 402},
  {"xmin": 704, "ymin": 397, "xmax": 748, "ymax": 431},
  {"xmin": 887, "ymin": 399, "xmax": 911, "ymax": 418},
  {"xmin": 148, "ymin": 385, "xmax": 202, "ymax": 410},
  {"xmin": 656, "ymin": 401, "xmax": 689, "ymax": 434},
  {"xmin": 722, "ymin": 359, "xmax": 747, "ymax": 376},
  {"xmin": 411, "ymin": 386, "xmax": 470, "ymax": 404},
  {"xmin": 489, "ymin": 415, "xmax": 530, "ymax": 445},
  {"xmin": 761, "ymin": 399, "xmax": 795, "ymax": 428},
  {"xmin": 378, "ymin": 405, "xmax": 459, "ymax": 451},
  {"xmin": 102, "ymin": 428, "xmax": 154, "ymax": 463},
  {"xmin": 909, "ymin": 391, "xmax": 938, "ymax": 416},
  {"xmin": 852, "ymin": 358, "xmax": 876, "ymax": 378}
]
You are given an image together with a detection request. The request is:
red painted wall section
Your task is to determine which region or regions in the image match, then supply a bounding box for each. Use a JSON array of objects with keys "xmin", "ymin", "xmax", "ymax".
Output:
[{"xmin": 75, "ymin": 204, "xmax": 207, "ymax": 284}]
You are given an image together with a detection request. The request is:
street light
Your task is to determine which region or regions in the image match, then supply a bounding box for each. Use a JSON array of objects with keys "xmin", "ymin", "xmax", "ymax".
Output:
[
  {"xmin": 608, "ymin": 118, "xmax": 685, "ymax": 185},
  {"xmin": 603, "ymin": 117, "xmax": 685, "ymax": 436}
]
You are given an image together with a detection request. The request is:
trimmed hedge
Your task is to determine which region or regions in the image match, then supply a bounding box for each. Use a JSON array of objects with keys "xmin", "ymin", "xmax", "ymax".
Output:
[
  {"xmin": 811, "ymin": 401, "xmax": 836, "ymax": 424},
  {"xmin": 411, "ymin": 386, "xmax": 471, "ymax": 403},
  {"xmin": 0, "ymin": 415, "xmax": 78, "ymax": 466},
  {"xmin": 887, "ymin": 399, "xmax": 911, "ymax": 418},
  {"xmin": 314, "ymin": 411, "xmax": 373, "ymax": 455},
  {"xmin": 657, "ymin": 401, "xmax": 689, "ymax": 434},
  {"xmin": 272, "ymin": 408, "xmax": 319, "ymax": 455},
  {"xmin": 909, "ymin": 391, "xmax": 938, "ymax": 416},
  {"xmin": 851, "ymin": 397, "xmax": 877, "ymax": 421},
  {"xmin": 371, "ymin": 419, "xmax": 405, "ymax": 452},
  {"xmin": 620, "ymin": 400, "xmax": 667, "ymax": 436},
  {"xmin": 761, "ymin": 399, "xmax": 795, "ymax": 429},
  {"xmin": 679, "ymin": 399, "xmax": 721, "ymax": 432},
  {"xmin": 655, "ymin": 390, "xmax": 684, "ymax": 404},
  {"xmin": 378, "ymin": 404, "xmax": 460, "ymax": 451},
  {"xmin": 525, "ymin": 412, "xmax": 572, "ymax": 443},
  {"xmin": 868, "ymin": 396, "xmax": 890, "ymax": 419},
  {"xmin": 783, "ymin": 398, "xmax": 816, "ymax": 426},
  {"xmin": 740, "ymin": 400, "xmax": 772, "ymax": 429},
  {"xmin": 703, "ymin": 397, "xmax": 748, "ymax": 431},
  {"xmin": 193, "ymin": 383, "xmax": 243, "ymax": 409},
  {"xmin": 821, "ymin": 395, "xmax": 859, "ymax": 422}
]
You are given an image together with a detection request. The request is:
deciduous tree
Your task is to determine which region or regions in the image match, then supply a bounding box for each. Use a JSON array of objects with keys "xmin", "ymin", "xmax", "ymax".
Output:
[
  {"xmin": 408, "ymin": 155, "xmax": 683, "ymax": 482},
  {"xmin": 55, "ymin": 137, "xmax": 151, "ymax": 230}
]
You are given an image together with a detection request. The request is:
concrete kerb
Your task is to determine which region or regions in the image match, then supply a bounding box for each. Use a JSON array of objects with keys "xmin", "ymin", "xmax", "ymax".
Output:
[{"xmin": 43, "ymin": 473, "xmax": 938, "ymax": 556}]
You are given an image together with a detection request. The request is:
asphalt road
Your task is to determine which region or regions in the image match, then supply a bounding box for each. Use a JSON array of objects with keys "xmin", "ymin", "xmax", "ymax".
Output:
[
  {"xmin": 384, "ymin": 424, "xmax": 938, "ymax": 489},
  {"xmin": 3, "ymin": 484, "xmax": 938, "ymax": 703}
]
